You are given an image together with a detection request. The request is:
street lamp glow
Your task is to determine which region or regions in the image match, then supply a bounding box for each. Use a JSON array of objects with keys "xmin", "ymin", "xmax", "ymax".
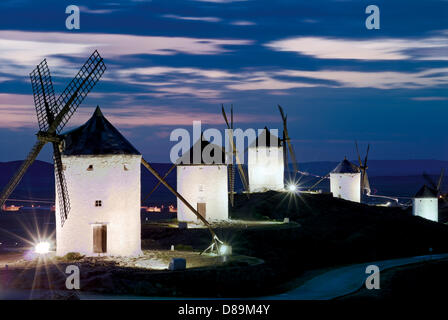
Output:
[{"xmin": 35, "ymin": 241, "xmax": 50, "ymax": 254}]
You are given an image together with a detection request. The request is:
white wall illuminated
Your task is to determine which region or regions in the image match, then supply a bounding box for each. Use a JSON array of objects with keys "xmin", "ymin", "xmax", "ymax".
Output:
[
  {"xmin": 330, "ymin": 173, "xmax": 361, "ymax": 203},
  {"xmin": 413, "ymin": 198, "xmax": 438, "ymax": 222},
  {"xmin": 177, "ymin": 164, "xmax": 228, "ymax": 222},
  {"xmin": 248, "ymin": 146, "xmax": 284, "ymax": 192},
  {"xmin": 56, "ymin": 154, "xmax": 142, "ymax": 257}
]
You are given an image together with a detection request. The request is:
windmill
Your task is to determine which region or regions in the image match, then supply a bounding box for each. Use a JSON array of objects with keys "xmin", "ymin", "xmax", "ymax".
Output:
[
  {"xmin": 413, "ymin": 169, "xmax": 444, "ymax": 222},
  {"xmin": 423, "ymin": 168, "xmax": 445, "ymax": 198},
  {"xmin": 221, "ymin": 104, "xmax": 250, "ymax": 204},
  {"xmin": 0, "ymin": 50, "xmax": 106, "ymax": 227},
  {"xmin": 355, "ymin": 141, "xmax": 371, "ymax": 195},
  {"xmin": 277, "ymin": 105, "xmax": 298, "ymax": 186}
]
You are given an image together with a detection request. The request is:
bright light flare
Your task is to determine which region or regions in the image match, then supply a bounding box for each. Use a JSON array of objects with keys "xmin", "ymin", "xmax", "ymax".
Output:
[
  {"xmin": 219, "ymin": 244, "xmax": 232, "ymax": 256},
  {"xmin": 287, "ymin": 183, "xmax": 298, "ymax": 193},
  {"xmin": 35, "ymin": 241, "xmax": 50, "ymax": 254}
]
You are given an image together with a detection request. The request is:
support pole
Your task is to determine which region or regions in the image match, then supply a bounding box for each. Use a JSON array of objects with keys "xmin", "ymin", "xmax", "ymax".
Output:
[{"xmin": 141, "ymin": 158, "xmax": 220, "ymax": 253}]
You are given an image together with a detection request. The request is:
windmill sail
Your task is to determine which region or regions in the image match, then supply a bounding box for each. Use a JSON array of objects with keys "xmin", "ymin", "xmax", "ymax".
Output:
[
  {"xmin": 0, "ymin": 51, "xmax": 105, "ymax": 228},
  {"xmin": 355, "ymin": 141, "xmax": 371, "ymax": 195},
  {"xmin": 221, "ymin": 105, "xmax": 250, "ymax": 199},
  {"xmin": 278, "ymin": 105, "xmax": 299, "ymax": 183},
  {"xmin": 53, "ymin": 143, "xmax": 70, "ymax": 225},
  {"xmin": 0, "ymin": 141, "xmax": 46, "ymax": 208},
  {"xmin": 53, "ymin": 50, "xmax": 106, "ymax": 133},
  {"xmin": 30, "ymin": 59, "xmax": 57, "ymax": 131}
]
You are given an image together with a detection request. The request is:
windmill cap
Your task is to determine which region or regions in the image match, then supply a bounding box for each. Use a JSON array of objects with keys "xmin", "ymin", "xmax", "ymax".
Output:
[
  {"xmin": 176, "ymin": 133, "xmax": 226, "ymax": 165},
  {"xmin": 415, "ymin": 185, "xmax": 438, "ymax": 198},
  {"xmin": 250, "ymin": 127, "xmax": 282, "ymax": 148},
  {"xmin": 61, "ymin": 106, "xmax": 141, "ymax": 156},
  {"xmin": 331, "ymin": 158, "xmax": 360, "ymax": 174}
]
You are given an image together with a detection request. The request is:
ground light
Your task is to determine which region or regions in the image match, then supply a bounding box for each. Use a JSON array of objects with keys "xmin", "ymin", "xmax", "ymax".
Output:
[
  {"xmin": 201, "ymin": 235, "xmax": 232, "ymax": 256},
  {"xmin": 219, "ymin": 244, "xmax": 232, "ymax": 256},
  {"xmin": 287, "ymin": 183, "xmax": 298, "ymax": 193},
  {"xmin": 35, "ymin": 241, "xmax": 50, "ymax": 254}
]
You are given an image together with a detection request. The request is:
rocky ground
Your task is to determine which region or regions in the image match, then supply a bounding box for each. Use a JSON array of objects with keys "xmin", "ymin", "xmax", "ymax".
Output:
[
  {"xmin": 0, "ymin": 249, "xmax": 264, "ymax": 298},
  {"xmin": 2, "ymin": 190, "xmax": 448, "ymax": 299}
]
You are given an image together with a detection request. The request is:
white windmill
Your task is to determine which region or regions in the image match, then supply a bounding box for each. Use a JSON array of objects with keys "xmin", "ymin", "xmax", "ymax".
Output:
[
  {"xmin": 330, "ymin": 157, "xmax": 361, "ymax": 203},
  {"xmin": 176, "ymin": 135, "xmax": 228, "ymax": 222},
  {"xmin": 0, "ymin": 51, "xmax": 111, "ymax": 255},
  {"xmin": 58, "ymin": 106, "xmax": 142, "ymax": 256},
  {"xmin": 329, "ymin": 142, "xmax": 370, "ymax": 203},
  {"xmin": 248, "ymin": 126, "xmax": 284, "ymax": 192},
  {"xmin": 413, "ymin": 169, "xmax": 444, "ymax": 222},
  {"xmin": 247, "ymin": 105, "xmax": 298, "ymax": 193}
]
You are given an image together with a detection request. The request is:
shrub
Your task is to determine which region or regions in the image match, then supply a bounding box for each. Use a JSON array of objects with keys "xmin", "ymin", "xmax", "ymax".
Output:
[{"xmin": 59, "ymin": 252, "xmax": 85, "ymax": 262}]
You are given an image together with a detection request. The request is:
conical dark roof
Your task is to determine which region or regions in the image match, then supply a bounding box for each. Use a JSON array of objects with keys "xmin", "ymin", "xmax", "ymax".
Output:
[
  {"xmin": 177, "ymin": 135, "xmax": 226, "ymax": 165},
  {"xmin": 62, "ymin": 106, "xmax": 140, "ymax": 156},
  {"xmin": 250, "ymin": 127, "xmax": 282, "ymax": 148},
  {"xmin": 415, "ymin": 185, "xmax": 437, "ymax": 198},
  {"xmin": 331, "ymin": 158, "xmax": 360, "ymax": 174}
]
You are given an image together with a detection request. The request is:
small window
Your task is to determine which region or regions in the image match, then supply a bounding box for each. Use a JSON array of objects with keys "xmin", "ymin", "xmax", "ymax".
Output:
[
  {"xmin": 87, "ymin": 165, "xmax": 94, "ymax": 171},
  {"xmin": 95, "ymin": 200, "xmax": 102, "ymax": 207},
  {"xmin": 124, "ymin": 164, "xmax": 129, "ymax": 171}
]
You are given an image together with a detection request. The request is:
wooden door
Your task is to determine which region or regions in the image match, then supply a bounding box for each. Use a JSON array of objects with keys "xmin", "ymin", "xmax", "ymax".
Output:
[
  {"xmin": 93, "ymin": 225, "xmax": 107, "ymax": 253},
  {"xmin": 197, "ymin": 202, "xmax": 206, "ymax": 219}
]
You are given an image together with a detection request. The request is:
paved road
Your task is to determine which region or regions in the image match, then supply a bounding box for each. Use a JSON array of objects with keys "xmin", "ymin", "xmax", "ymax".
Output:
[
  {"xmin": 263, "ymin": 253, "xmax": 448, "ymax": 300},
  {"xmin": 2, "ymin": 253, "xmax": 447, "ymax": 300}
]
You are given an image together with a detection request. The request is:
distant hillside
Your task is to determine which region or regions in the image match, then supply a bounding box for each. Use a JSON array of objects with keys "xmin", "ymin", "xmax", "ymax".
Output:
[
  {"xmin": 0, "ymin": 160, "xmax": 177, "ymax": 205},
  {"xmin": 0, "ymin": 159, "xmax": 447, "ymax": 203},
  {"xmin": 298, "ymin": 159, "xmax": 448, "ymax": 177}
]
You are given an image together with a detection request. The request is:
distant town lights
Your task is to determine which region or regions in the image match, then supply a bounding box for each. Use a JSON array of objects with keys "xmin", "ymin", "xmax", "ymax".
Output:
[{"xmin": 35, "ymin": 241, "xmax": 51, "ymax": 254}]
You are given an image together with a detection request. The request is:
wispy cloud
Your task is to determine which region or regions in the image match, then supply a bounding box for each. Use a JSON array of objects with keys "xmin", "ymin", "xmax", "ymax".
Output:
[
  {"xmin": 0, "ymin": 94, "xmax": 275, "ymax": 129},
  {"xmin": 118, "ymin": 66, "xmax": 236, "ymax": 79},
  {"xmin": 226, "ymin": 76, "xmax": 316, "ymax": 90},
  {"xmin": 78, "ymin": 5, "xmax": 119, "ymax": 14},
  {"xmin": 410, "ymin": 96, "xmax": 448, "ymax": 101},
  {"xmin": 0, "ymin": 30, "xmax": 252, "ymax": 79},
  {"xmin": 230, "ymin": 20, "xmax": 256, "ymax": 26},
  {"xmin": 192, "ymin": 0, "xmax": 248, "ymax": 3},
  {"xmin": 0, "ymin": 76, "xmax": 12, "ymax": 82},
  {"xmin": 276, "ymin": 68, "xmax": 448, "ymax": 89},
  {"xmin": 266, "ymin": 35, "xmax": 448, "ymax": 61},
  {"xmin": 163, "ymin": 14, "xmax": 222, "ymax": 23},
  {"xmin": 113, "ymin": 63, "xmax": 448, "ymax": 97}
]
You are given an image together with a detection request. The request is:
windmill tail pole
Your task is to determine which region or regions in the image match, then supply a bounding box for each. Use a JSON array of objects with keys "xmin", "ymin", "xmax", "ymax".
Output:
[
  {"xmin": 141, "ymin": 158, "xmax": 220, "ymax": 249},
  {"xmin": 0, "ymin": 140, "xmax": 46, "ymax": 209},
  {"xmin": 143, "ymin": 163, "xmax": 177, "ymax": 203},
  {"xmin": 309, "ymin": 174, "xmax": 329, "ymax": 190}
]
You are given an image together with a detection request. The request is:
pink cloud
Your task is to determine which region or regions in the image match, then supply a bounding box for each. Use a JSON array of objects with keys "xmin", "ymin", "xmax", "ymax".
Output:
[
  {"xmin": 0, "ymin": 94, "xmax": 276, "ymax": 129},
  {"xmin": 265, "ymin": 36, "xmax": 448, "ymax": 61}
]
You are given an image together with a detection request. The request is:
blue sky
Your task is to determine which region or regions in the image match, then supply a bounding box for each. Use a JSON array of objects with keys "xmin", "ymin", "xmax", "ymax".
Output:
[{"xmin": 0, "ymin": 0, "xmax": 447, "ymax": 163}]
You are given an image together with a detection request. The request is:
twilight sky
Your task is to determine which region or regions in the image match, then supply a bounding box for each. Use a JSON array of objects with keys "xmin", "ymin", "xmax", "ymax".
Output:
[{"xmin": 0, "ymin": 0, "xmax": 447, "ymax": 163}]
